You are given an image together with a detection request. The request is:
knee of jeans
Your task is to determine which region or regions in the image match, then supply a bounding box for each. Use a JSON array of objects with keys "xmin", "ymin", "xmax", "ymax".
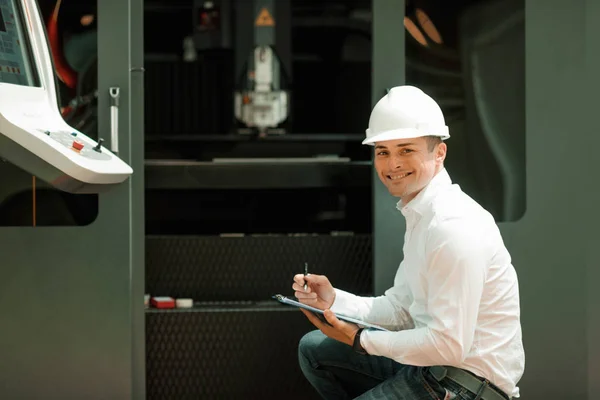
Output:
[{"xmin": 298, "ymin": 330, "xmax": 323, "ymax": 367}]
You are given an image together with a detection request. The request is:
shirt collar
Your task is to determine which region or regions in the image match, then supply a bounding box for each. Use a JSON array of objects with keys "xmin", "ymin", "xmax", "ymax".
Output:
[{"xmin": 397, "ymin": 168, "xmax": 452, "ymax": 217}]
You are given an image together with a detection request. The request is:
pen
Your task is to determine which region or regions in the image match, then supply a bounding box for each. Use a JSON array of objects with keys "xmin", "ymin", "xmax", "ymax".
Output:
[{"xmin": 304, "ymin": 262, "xmax": 308, "ymax": 291}]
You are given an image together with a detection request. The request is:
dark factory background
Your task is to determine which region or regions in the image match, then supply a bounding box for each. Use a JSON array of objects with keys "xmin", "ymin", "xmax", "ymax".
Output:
[{"xmin": 1, "ymin": 0, "xmax": 519, "ymax": 232}]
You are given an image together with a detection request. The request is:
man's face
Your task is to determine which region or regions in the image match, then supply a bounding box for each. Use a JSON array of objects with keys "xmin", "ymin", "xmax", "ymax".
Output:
[{"xmin": 373, "ymin": 136, "xmax": 447, "ymax": 203}]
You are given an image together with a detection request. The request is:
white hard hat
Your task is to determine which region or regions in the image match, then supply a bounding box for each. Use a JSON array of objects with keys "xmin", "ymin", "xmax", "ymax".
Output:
[{"xmin": 363, "ymin": 85, "xmax": 450, "ymax": 145}]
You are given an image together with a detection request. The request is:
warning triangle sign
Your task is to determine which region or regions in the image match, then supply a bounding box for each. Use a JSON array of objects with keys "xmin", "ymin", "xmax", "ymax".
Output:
[{"xmin": 255, "ymin": 7, "xmax": 275, "ymax": 27}]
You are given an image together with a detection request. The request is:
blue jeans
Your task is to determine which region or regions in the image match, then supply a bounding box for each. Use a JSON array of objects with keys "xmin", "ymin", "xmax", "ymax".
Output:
[{"xmin": 298, "ymin": 330, "xmax": 480, "ymax": 400}]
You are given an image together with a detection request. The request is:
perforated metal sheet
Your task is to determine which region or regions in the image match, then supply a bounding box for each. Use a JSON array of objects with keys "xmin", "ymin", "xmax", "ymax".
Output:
[
  {"xmin": 145, "ymin": 235, "xmax": 373, "ymax": 301},
  {"xmin": 145, "ymin": 234, "xmax": 374, "ymax": 398},
  {"xmin": 146, "ymin": 307, "xmax": 321, "ymax": 400}
]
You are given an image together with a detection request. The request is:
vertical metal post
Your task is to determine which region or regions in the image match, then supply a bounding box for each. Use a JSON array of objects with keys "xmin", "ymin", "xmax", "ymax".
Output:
[
  {"xmin": 98, "ymin": 0, "xmax": 145, "ymax": 398},
  {"xmin": 371, "ymin": 0, "xmax": 405, "ymax": 295},
  {"xmin": 129, "ymin": 0, "xmax": 146, "ymax": 397}
]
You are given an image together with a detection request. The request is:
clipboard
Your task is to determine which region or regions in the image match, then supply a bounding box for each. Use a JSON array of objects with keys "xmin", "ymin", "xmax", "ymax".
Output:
[{"xmin": 273, "ymin": 294, "xmax": 390, "ymax": 332}]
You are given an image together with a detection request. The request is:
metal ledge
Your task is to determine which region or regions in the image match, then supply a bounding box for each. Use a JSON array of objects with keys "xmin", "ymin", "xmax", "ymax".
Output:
[
  {"xmin": 145, "ymin": 159, "xmax": 372, "ymax": 189},
  {"xmin": 145, "ymin": 133, "xmax": 365, "ymax": 142},
  {"xmin": 145, "ymin": 300, "xmax": 295, "ymax": 313}
]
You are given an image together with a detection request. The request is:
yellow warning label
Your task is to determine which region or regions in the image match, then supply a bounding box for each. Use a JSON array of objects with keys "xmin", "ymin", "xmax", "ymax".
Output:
[{"xmin": 255, "ymin": 7, "xmax": 275, "ymax": 26}]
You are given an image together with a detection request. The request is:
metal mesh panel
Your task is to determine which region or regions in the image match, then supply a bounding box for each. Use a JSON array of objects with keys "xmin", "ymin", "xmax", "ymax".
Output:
[
  {"xmin": 145, "ymin": 235, "xmax": 373, "ymax": 301},
  {"xmin": 146, "ymin": 306, "xmax": 321, "ymax": 400},
  {"xmin": 145, "ymin": 234, "xmax": 374, "ymax": 398}
]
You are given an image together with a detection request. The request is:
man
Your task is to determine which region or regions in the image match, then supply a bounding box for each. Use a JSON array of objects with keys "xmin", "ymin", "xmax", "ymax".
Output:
[{"xmin": 292, "ymin": 86, "xmax": 525, "ymax": 400}]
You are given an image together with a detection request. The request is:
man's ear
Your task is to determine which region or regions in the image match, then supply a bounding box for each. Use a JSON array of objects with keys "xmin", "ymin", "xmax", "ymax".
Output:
[{"xmin": 436, "ymin": 142, "xmax": 447, "ymax": 163}]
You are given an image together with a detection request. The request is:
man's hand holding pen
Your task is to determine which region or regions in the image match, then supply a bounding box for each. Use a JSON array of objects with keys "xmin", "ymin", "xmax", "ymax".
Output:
[
  {"xmin": 292, "ymin": 273, "xmax": 359, "ymax": 347},
  {"xmin": 293, "ymin": 273, "xmax": 336, "ymax": 309}
]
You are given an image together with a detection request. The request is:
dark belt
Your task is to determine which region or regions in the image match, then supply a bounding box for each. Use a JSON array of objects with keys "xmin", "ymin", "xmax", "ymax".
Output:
[{"xmin": 429, "ymin": 366, "xmax": 510, "ymax": 400}]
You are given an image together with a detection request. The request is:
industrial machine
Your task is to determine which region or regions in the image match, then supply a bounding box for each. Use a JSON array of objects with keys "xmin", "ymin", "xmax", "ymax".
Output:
[
  {"xmin": 232, "ymin": 1, "xmax": 290, "ymax": 136},
  {"xmin": 0, "ymin": 0, "xmax": 132, "ymax": 193},
  {"xmin": 191, "ymin": 0, "xmax": 291, "ymax": 135},
  {"xmin": 234, "ymin": 40, "xmax": 290, "ymax": 135}
]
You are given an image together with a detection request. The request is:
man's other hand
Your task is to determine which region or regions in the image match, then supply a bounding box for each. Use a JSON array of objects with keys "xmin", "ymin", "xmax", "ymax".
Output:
[
  {"xmin": 300, "ymin": 308, "xmax": 360, "ymax": 347},
  {"xmin": 292, "ymin": 273, "xmax": 336, "ymax": 310}
]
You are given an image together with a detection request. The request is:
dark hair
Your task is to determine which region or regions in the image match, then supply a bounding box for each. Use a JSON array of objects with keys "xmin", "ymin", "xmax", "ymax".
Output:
[{"xmin": 425, "ymin": 135, "xmax": 442, "ymax": 152}]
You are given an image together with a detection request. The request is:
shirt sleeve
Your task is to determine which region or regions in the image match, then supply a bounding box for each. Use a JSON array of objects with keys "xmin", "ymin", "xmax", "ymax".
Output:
[
  {"xmin": 360, "ymin": 219, "xmax": 488, "ymax": 366},
  {"xmin": 330, "ymin": 268, "xmax": 415, "ymax": 331}
]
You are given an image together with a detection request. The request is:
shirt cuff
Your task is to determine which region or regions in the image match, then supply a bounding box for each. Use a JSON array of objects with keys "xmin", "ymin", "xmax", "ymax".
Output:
[
  {"xmin": 329, "ymin": 288, "xmax": 358, "ymax": 317},
  {"xmin": 360, "ymin": 329, "xmax": 386, "ymax": 356}
]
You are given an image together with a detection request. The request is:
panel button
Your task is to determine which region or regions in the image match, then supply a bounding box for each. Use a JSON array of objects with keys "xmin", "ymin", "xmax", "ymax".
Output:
[{"xmin": 72, "ymin": 140, "xmax": 84, "ymax": 151}]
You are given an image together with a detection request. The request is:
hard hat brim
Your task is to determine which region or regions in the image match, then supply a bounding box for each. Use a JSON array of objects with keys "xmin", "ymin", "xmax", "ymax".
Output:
[{"xmin": 362, "ymin": 127, "xmax": 450, "ymax": 146}]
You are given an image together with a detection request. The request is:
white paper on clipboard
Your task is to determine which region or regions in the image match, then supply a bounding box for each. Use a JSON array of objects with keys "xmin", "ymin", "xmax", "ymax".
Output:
[{"xmin": 273, "ymin": 294, "xmax": 390, "ymax": 332}]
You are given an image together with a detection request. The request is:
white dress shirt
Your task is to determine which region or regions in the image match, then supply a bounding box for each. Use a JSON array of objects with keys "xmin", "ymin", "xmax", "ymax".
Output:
[{"xmin": 330, "ymin": 168, "xmax": 525, "ymax": 398}]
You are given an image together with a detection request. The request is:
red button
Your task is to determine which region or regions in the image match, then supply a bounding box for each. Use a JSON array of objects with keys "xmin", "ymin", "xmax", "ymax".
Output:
[{"xmin": 72, "ymin": 140, "xmax": 84, "ymax": 151}]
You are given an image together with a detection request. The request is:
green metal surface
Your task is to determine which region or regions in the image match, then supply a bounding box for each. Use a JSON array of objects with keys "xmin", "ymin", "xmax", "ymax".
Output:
[
  {"xmin": 0, "ymin": 0, "xmax": 145, "ymax": 398},
  {"xmin": 518, "ymin": 1, "xmax": 590, "ymax": 398},
  {"xmin": 371, "ymin": 0, "xmax": 406, "ymax": 298},
  {"xmin": 372, "ymin": 0, "xmax": 598, "ymax": 398},
  {"xmin": 584, "ymin": 1, "xmax": 600, "ymax": 396}
]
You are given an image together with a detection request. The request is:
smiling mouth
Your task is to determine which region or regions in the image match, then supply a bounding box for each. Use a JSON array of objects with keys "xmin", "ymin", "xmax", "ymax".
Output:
[{"xmin": 387, "ymin": 172, "xmax": 412, "ymax": 180}]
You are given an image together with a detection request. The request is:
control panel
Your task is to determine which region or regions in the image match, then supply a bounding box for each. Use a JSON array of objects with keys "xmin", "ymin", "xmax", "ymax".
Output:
[
  {"xmin": 0, "ymin": 0, "xmax": 133, "ymax": 194},
  {"xmin": 39, "ymin": 129, "xmax": 111, "ymax": 161}
]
